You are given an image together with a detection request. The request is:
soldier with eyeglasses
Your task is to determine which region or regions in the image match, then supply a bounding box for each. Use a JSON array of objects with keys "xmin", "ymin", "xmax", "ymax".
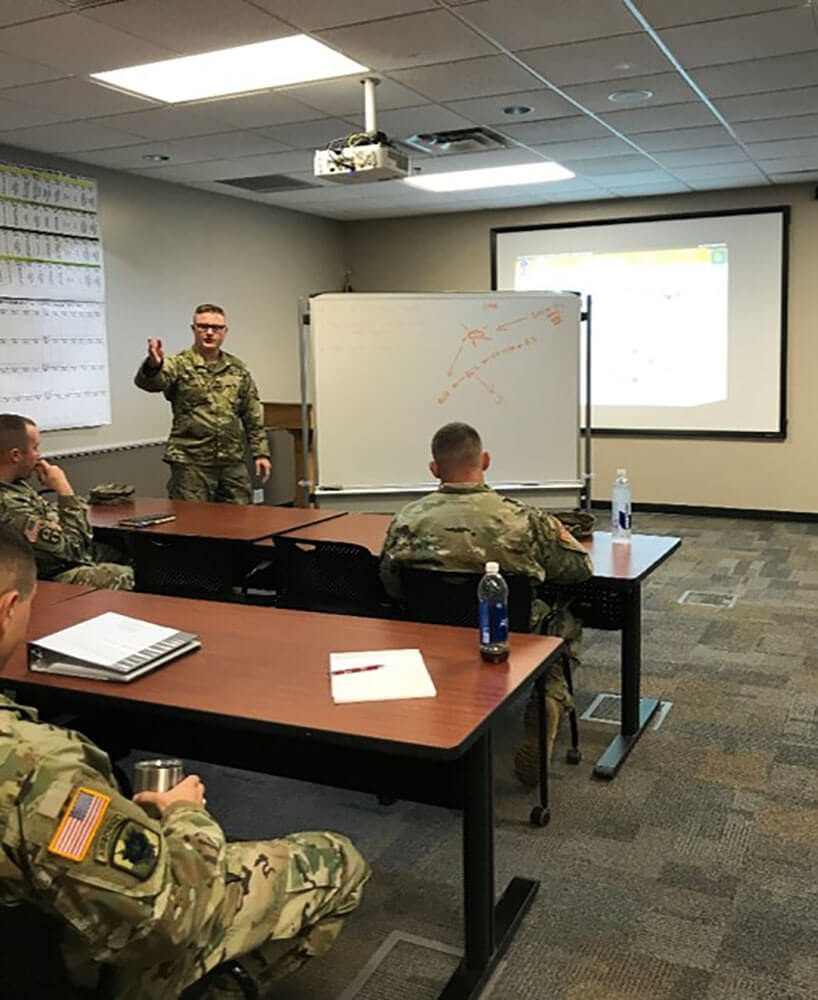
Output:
[{"xmin": 135, "ymin": 304, "xmax": 272, "ymax": 504}]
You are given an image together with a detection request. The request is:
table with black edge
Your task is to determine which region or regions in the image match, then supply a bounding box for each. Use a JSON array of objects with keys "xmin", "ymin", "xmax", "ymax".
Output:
[
  {"xmin": 545, "ymin": 531, "xmax": 682, "ymax": 779},
  {"xmin": 9, "ymin": 588, "xmax": 565, "ymax": 1000}
]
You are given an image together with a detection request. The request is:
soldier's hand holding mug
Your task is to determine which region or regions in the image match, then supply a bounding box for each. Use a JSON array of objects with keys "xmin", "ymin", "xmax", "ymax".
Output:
[{"xmin": 134, "ymin": 774, "xmax": 207, "ymax": 815}]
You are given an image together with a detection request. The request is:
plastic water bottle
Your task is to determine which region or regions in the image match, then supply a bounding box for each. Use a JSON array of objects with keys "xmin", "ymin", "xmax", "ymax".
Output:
[
  {"xmin": 611, "ymin": 468, "xmax": 632, "ymax": 543},
  {"xmin": 478, "ymin": 561, "xmax": 509, "ymax": 663}
]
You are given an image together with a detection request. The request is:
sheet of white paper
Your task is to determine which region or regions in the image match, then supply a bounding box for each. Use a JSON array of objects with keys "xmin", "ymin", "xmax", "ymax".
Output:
[
  {"xmin": 329, "ymin": 648, "xmax": 436, "ymax": 704},
  {"xmin": 33, "ymin": 612, "xmax": 179, "ymax": 667}
]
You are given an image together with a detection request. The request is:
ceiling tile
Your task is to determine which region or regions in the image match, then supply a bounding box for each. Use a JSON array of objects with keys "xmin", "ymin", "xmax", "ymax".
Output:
[
  {"xmin": 519, "ymin": 35, "xmax": 672, "ymax": 86},
  {"xmin": 672, "ymin": 161, "xmax": 769, "ymax": 181},
  {"xmin": 687, "ymin": 176, "xmax": 770, "ymax": 191},
  {"xmin": 163, "ymin": 130, "xmax": 292, "ymax": 159},
  {"xmin": 443, "ymin": 88, "xmax": 575, "ymax": 125},
  {"xmin": 258, "ymin": 117, "xmax": 357, "ymax": 148},
  {"xmin": 563, "ymin": 72, "xmax": 696, "ymax": 112},
  {"xmin": 0, "ymin": 1, "xmax": 64, "ymax": 28},
  {"xmin": 130, "ymin": 149, "xmax": 315, "ymax": 183},
  {"xmin": 92, "ymin": 106, "xmax": 239, "ymax": 141},
  {"xmin": 564, "ymin": 154, "xmax": 660, "ymax": 176},
  {"xmin": 652, "ymin": 145, "xmax": 750, "ymax": 167},
  {"xmin": 768, "ymin": 169, "xmax": 818, "ymax": 183},
  {"xmin": 572, "ymin": 168, "xmax": 678, "ymax": 186},
  {"xmin": 6, "ymin": 77, "xmax": 157, "ymax": 118},
  {"xmin": 81, "ymin": 0, "xmax": 292, "ymax": 55},
  {"xmin": 690, "ymin": 51, "xmax": 818, "ymax": 99},
  {"xmin": 412, "ymin": 146, "xmax": 548, "ymax": 173},
  {"xmin": 249, "ymin": 0, "xmax": 436, "ymax": 31},
  {"xmin": 498, "ymin": 116, "xmax": 612, "ymax": 144},
  {"xmin": 634, "ymin": 0, "xmax": 799, "ymax": 29},
  {"xmin": 759, "ymin": 156, "xmax": 818, "ymax": 174},
  {"xmin": 0, "ymin": 94, "xmax": 74, "ymax": 130},
  {"xmin": 316, "ymin": 11, "xmax": 495, "ymax": 71},
  {"xmin": 658, "ymin": 8, "xmax": 818, "ymax": 68},
  {"xmin": 349, "ymin": 104, "xmax": 477, "ymax": 137},
  {"xmin": 0, "ymin": 52, "xmax": 66, "ymax": 89},
  {"xmin": 0, "ymin": 13, "xmax": 176, "ymax": 75},
  {"xmin": 604, "ymin": 180, "xmax": 691, "ymax": 195},
  {"xmin": 635, "ymin": 126, "xmax": 733, "ymax": 151},
  {"xmin": 734, "ymin": 114, "xmax": 818, "ymax": 143},
  {"xmin": 280, "ymin": 77, "xmax": 425, "ymax": 117},
  {"xmin": 0, "ymin": 120, "xmax": 145, "ymax": 153},
  {"xmin": 451, "ymin": 0, "xmax": 640, "ymax": 50},
  {"xmin": 600, "ymin": 102, "xmax": 717, "ymax": 134},
  {"xmin": 69, "ymin": 141, "xmax": 221, "ymax": 170},
  {"xmin": 183, "ymin": 91, "xmax": 328, "ymax": 130},
  {"xmin": 530, "ymin": 136, "xmax": 638, "ymax": 160},
  {"xmin": 745, "ymin": 136, "xmax": 818, "ymax": 160},
  {"xmin": 716, "ymin": 87, "xmax": 818, "ymax": 123},
  {"xmin": 391, "ymin": 56, "xmax": 538, "ymax": 101}
]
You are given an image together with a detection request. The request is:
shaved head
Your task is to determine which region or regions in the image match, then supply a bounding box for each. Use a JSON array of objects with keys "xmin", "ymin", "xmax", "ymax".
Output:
[{"xmin": 431, "ymin": 423, "xmax": 483, "ymax": 480}]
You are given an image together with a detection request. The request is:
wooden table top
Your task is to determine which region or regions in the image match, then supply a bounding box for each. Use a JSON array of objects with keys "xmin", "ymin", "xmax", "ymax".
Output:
[
  {"xmin": 259, "ymin": 512, "xmax": 393, "ymax": 553},
  {"xmin": 10, "ymin": 590, "xmax": 562, "ymax": 757},
  {"xmin": 89, "ymin": 498, "xmax": 345, "ymax": 542},
  {"xmin": 31, "ymin": 581, "xmax": 96, "ymax": 607}
]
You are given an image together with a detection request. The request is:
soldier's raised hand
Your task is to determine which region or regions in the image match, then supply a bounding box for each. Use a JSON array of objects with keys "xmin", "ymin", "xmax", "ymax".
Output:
[
  {"xmin": 147, "ymin": 338, "xmax": 164, "ymax": 368},
  {"xmin": 34, "ymin": 459, "xmax": 73, "ymax": 496}
]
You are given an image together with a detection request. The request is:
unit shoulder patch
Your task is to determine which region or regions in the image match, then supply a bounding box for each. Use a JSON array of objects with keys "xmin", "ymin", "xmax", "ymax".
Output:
[{"xmin": 110, "ymin": 820, "xmax": 160, "ymax": 881}]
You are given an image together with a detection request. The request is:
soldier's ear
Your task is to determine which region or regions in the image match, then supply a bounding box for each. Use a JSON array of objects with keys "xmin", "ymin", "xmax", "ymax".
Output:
[
  {"xmin": 481, "ymin": 451, "xmax": 490, "ymax": 471},
  {"xmin": 0, "ymin": 589, "xmax": 18, "ymax": 630},
  {"xmin": 429, "ymin": 459, "xmax": 440, "ymax": 480}
]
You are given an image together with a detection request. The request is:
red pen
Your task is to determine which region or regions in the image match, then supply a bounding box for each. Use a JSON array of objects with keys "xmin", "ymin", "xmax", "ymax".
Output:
[{"xmin": 331, "ymin": 664, "xmax": 385, "ymax": 676}]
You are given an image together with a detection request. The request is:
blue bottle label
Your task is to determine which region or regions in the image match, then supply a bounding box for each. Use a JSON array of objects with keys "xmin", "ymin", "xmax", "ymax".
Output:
[
  {"xmin": 617, "ymin": 508, "xmax": 631, "ymax": 530},
  {"xmin": 479, "ymin": 601, "xmax": 508, "ymax": 644}
]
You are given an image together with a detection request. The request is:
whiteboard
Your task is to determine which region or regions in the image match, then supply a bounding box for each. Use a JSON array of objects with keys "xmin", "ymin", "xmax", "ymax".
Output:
[{"xmin": 309, "ymin": 292, "xmax": 581, "ymax": 492}]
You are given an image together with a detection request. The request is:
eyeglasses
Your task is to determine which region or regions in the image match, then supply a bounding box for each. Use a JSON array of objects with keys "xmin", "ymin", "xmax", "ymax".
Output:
[{"xmin": 194, "ymin": 323, "xmax": 226, "ymax": 332}]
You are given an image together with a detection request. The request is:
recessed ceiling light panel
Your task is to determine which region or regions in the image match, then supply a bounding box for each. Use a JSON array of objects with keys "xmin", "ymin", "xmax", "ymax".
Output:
[
  {"xmin": 405, "ymin": 161, "xmax": 574, "ymax": 193},
  {"xmin": 90, "ymin": 36, "xmax": 368, "ymax": 104},
  {"xmin": 503, "ymin": 104, "xmax": 533, "ymax": 116}
]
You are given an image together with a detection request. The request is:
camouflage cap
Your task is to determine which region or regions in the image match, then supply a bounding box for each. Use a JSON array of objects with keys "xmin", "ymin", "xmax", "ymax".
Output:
[
  {"xmin": 551, "ymin": 509, "xmax": 595, "ymax": 540},
  {"xmin": 87, "ymin": 482, "xmax": 135, "ymax": 505}
]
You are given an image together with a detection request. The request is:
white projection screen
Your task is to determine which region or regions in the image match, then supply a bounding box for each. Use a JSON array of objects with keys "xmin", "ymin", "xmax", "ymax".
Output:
[{"xmin": 492, "ymin": 208, "xmax": 788, "ymax": 438}]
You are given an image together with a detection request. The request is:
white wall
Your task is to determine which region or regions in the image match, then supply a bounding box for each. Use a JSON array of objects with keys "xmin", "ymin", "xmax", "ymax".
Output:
[
  {"xmin": 0, "ymin": 143, "xmax": 346, "ymax": 457},
  {"xmin": 343, "ymin": 183, "xmax": 818, "ymax": 514}
]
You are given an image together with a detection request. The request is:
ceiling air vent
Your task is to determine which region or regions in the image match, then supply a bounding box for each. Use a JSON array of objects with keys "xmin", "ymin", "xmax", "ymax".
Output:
[
  {"xmin": 215, "ymin": 175, "xmax": 320, "ymax": 193},
  {"xmin": 404, "ymin": 127, "xmax": 512, "ymax": 156}
]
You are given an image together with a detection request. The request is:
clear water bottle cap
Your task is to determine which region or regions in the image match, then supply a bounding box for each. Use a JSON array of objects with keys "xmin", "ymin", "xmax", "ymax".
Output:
[
  {"xmin": 616, "ymin": 468, "xmax": 627, "ymax": 478},
  {"xmin": 485, "ymin": 561, "xmax": 500, "ymax": 574}
]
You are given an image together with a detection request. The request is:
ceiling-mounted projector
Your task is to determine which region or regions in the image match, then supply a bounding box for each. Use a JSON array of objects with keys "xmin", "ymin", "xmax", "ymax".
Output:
[{"xmin": 314, "ymin": 78, "xmax": 410, "ymax": 184}]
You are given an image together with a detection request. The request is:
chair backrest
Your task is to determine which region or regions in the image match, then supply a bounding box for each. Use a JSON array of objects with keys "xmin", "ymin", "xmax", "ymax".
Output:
[
  {"xmin": 399, "ymin": 568, "xmax": 534, "ymax": 632},
  {"xmin": 273, "ymin": 536, "xmax": 390, "ymax": 617},
  {"xmin": 133, "ymin": 536, "xmax": 234, "ymax": 598}
]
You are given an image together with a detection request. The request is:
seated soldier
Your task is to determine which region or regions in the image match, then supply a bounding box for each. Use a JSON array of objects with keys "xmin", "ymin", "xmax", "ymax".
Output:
[
  {"xmin": 0, "ymin": 413, "xmax": 133, "ymax": 590},
  {"xmin": 380, "ymin": 421, "xmax": 593, "ymax": 784},
  {"xmin": 0, "ymin": 524, "xmax": 369, "ymax": 998}
]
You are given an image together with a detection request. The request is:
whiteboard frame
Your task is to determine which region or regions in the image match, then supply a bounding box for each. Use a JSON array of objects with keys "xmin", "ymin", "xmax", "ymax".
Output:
[{"xmin": 299, "ymin": 292, "xmax": 592, "ymax": 506}]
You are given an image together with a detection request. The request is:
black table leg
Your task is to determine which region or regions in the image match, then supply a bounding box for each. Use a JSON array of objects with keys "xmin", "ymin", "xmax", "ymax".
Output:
[
  {"xmin": 440, "ymin": 731, "xmax": 539, "ymax": 1000},
  {"xmin": 594, "ymin": 580, "xmax": 660, "ymax": 779}
]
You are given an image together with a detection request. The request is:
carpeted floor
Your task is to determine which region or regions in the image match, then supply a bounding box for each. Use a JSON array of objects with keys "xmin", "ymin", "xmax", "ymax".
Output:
[{"xmin": 134, "ymin": 512, "xmax": 818, "ymax": 999}]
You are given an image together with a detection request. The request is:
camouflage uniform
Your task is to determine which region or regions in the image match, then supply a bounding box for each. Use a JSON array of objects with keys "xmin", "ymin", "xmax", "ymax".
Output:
[
  {"xmin": 134, "ymin": 348, "xmax": 270, "ymax": 505},
  {"xmin": 380, "ymin": 483, "xmax": 593, "ymax": 711},
  {"xmin": 0, "ymin": 479, "xmax": 133, "ymax": 590},
  {"xmin": 0, "ymin": 695, "xmax": 369, "ymax": 998}
]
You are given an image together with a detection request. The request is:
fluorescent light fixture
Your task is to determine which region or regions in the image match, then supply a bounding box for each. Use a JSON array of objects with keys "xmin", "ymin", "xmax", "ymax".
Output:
[
  {"xmin": 404, "ymin": 161, "xmax": 574, "ymax": 193},
  {"xmin": 90, "ymin": 36, "xmax": 368, "ymax": 104}
]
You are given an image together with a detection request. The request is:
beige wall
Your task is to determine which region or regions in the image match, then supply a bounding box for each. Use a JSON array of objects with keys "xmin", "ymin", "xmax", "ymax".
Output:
[
  {"xmin": 344, "ymin": 183, "xmax": 818, "ymax": 513},
  {"xmin": 0, "ymin": 143, "xmax": 346, "ymax": 500}
]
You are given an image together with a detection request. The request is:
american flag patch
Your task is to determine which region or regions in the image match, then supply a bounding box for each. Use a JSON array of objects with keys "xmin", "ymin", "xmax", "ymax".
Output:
[{"xmin": 48, "ymin": 787, "xmax": 110, "ymax": 862}]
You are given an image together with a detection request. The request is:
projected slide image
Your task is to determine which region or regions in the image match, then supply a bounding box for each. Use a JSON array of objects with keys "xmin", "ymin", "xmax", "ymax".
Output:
[{"xmin": 515, "ymin": 246, "xmax": 728, "ymax": 408}]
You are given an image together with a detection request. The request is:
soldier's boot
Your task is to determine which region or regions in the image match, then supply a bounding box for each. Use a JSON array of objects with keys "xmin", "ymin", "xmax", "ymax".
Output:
[{"xmin": 513, "ymin": 694, "xmax": 563, "ymax": 787}]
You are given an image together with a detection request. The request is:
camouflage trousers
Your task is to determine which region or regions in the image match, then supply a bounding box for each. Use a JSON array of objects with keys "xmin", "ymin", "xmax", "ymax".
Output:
[
  {"xmin": 167, "ymin": 462, "xmax": 253, "ymax": 505},
  {"xmin": 52, "ymin": 542, "xmax": 134, "ymax": 591},
  {"xmin": 110, "ymin": 831, "xmax": 369, "ymax": 999}
]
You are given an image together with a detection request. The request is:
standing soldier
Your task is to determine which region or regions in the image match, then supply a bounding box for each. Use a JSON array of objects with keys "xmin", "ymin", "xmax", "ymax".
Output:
[
  {"xmin": 135, "ymin": 304, "xmax": 272, "ymax": 504},
  {"xmin": 0, "ymin": 524, "xmax": 369, "ymax": 998},
  {"xmin": 0, "ymin": 414, "xmax": 133, "ymax": 590}
]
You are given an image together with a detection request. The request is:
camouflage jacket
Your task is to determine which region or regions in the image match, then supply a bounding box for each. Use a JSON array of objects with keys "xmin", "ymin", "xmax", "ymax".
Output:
[
  {"xmin": 0, "ymin": 479, "xmax": 95, "ymax": 579},
  {"xmin": 134, "ymin": 347, "xmax": 270, "ymax": 466},
  {"xmin": 379, "ymin": 483, "xmax": 593, "ymax": 629},
  {"xmin": 0, "ymin": 695, "xmax": 227, "ymax": 997}
]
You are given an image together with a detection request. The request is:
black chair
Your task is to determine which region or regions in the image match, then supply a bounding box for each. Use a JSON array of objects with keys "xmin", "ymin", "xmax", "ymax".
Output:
[
  {"xmin": 132, "ymin": 535, "xmax": 235, "ymax": 599},
  {"xmin": 398, "ymin": 568, "xmax": 581, "ymax": 826},
  {"xmin": 272, "ymin": 535, "xmax": 393, "ymax": 618}
]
